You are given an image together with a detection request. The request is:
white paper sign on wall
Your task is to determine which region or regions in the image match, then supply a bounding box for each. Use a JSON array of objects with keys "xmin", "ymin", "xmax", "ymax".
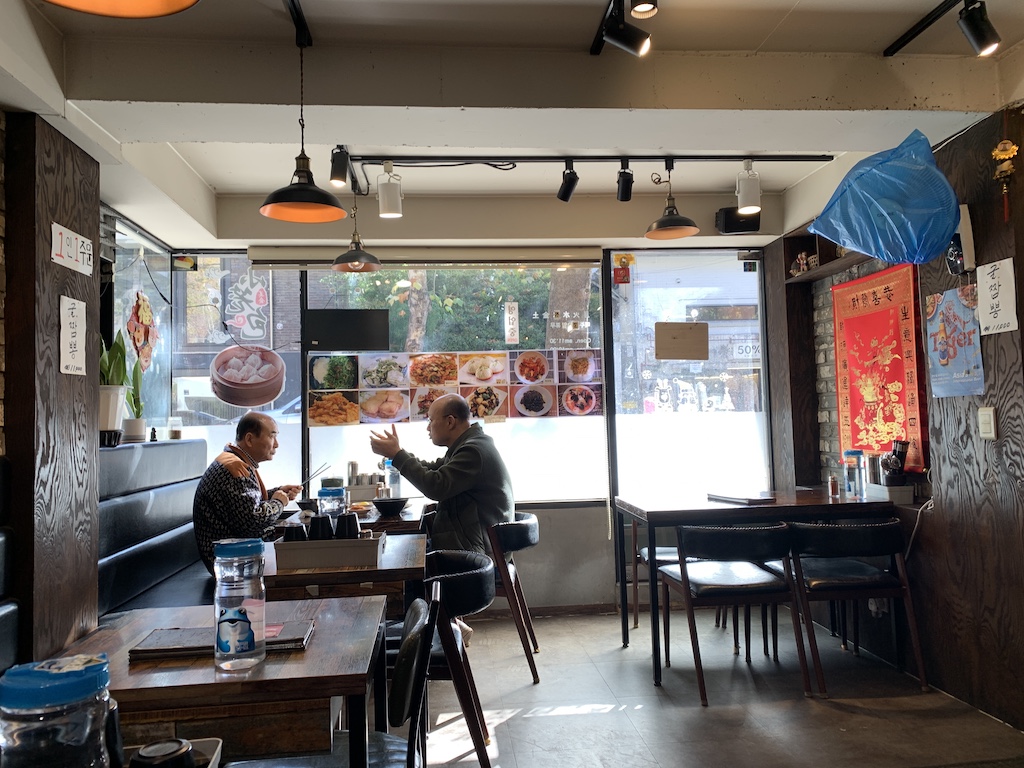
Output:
[
  {"xmin": 978, "ymin": 258, "xmax": 1018, "ymax": 336},
  {"xmin": 60, "ymin": 295, "xmax": 86, "ymax": 376},
  {"xmin": 51, "ymin": 222, "xmax": 94, "ymax": 276}
]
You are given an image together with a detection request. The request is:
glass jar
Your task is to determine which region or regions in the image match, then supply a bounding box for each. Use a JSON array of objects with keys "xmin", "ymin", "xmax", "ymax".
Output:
[
  {"xmin": 213, "ymin": 538, "xmax": 266, "ymax": 671},
  {"xmin": 843, "ymin": 449, "xmax": 867, "ymax": 499},
  {"xmin": 0, "ymin": 653, "xmax": 112, "ymax": 767},
  {"xmin": 317, "ymin": 486, "xmax": 346, "ymax": 518}
]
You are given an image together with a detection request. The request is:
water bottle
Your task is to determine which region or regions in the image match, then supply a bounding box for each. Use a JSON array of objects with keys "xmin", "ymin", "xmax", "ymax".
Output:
[
  {"xmin": 317, "ymin": 486, "xmax": 346, "ymax": 518},
  {"xmin": 385, "ymin": 459, "xmax": 402, "ymax": 497},
  {"xmin": 843, "ymin": 449, "xmax": 867, "ymax": 499},
  {"xmin": 213, "ymin": 538, "xmax": 266, "ymax": 671},
  {"xmin": 0, "ymin": 653, "xmax": 112, "ymax": 767}
]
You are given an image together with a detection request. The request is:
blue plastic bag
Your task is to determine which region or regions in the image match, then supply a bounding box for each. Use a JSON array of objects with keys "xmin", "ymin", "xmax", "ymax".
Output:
[{"xmin": 809, "ymin": 130, "xmax": 959, "ymax": 265}]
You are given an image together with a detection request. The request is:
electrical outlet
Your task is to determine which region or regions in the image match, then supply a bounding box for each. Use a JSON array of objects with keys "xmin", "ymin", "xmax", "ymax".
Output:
[{"xmin": 979, "ymin": 406, "xmax": 997, "ymax": 440}]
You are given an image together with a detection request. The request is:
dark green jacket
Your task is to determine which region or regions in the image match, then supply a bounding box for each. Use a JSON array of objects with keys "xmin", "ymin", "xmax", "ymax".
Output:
[{"xmin": 392, "ymin": 423, "xmax": 514, "ymax": 554}]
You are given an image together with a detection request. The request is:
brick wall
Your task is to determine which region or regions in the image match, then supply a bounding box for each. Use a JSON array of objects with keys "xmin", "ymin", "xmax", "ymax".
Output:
[
  {"xmin": 812, "ymin": 258, "xmax": 898, "ymax": 484},
  {"xmin": 0, "ymin": 111, "xmax": 6, "ymax": 454}
]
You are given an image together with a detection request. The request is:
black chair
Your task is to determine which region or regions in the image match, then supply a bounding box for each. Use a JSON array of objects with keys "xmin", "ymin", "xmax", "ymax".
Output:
[
  {"xmin": 630, "ymin": 519, "xmax": 681, "ymax": 629},
  {"xmin": 790, "ymin": 518, "xmax": 929, "ymax": 698},
  {"xmin": 226, "ymin": 581, "xmax": 441, "ymax": 768},
  {"xmin": 487, "ymin": 512, "xmax": 541, "ymax": 684},
  {"xmin": 425, "ymin": 550, "xmax": 496, "ymax": 768},
  {"xmin": 658, "ymin": 523, "xmax": 814, "ymax": 706}
]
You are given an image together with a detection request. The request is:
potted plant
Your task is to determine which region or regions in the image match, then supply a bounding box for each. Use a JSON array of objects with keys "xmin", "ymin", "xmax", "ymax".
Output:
[
  {"xmin": 122, "ymin": 358, "xmax": 147, "ymax": 443},
  {"xmin": 98, "ymin": 330, "xmax": 130, "ymax": 444}
]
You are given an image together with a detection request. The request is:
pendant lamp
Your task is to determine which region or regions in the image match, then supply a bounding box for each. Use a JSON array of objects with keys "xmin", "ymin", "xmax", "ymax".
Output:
[
  {"xmin": 645, "ymin": 161, "xmax": 699, "ymax": 239},
  {"xmin": 332, "ymin": 201, "xmax": 382, "ymax": 273},
  {"xmin": 260, "ymin": 47, "xmax": 346, "ymax": 224},
  {"xmin": 41, "ymin": 0, "xmax": 199, "ymax": 17}
]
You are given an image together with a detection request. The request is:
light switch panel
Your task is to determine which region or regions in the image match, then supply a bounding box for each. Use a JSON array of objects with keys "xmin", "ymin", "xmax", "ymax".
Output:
[{"xmin": 979, "ymin": 406, "xmax": 997, "ymax": 440}]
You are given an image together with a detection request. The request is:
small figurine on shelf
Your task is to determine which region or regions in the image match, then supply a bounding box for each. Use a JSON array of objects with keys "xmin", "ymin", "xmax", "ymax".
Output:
[
  {"xmin": 149, "ymin": 427, "xmax": 158, "ymax": 442},
  {"xmin": 789, "ymin": 252, "xmax": 809, "ymax": 277}
]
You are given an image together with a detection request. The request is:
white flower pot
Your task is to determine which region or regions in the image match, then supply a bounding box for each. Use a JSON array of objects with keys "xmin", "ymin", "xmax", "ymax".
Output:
[
  {"xmin": 98, "ymin": 385, "xmax": 129, "ymax": 432},
  {"xmin": 122, "ymin": 417, "xmax": 147, "ymax": 443}
]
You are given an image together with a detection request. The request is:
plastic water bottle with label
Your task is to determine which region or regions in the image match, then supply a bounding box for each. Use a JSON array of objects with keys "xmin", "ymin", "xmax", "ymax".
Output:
[{"xmin": 213, "ymin": 538, "xmax": 266, "ymax": 671}]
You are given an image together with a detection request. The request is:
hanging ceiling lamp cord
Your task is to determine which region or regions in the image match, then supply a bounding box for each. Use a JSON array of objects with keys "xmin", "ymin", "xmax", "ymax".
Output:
[
  {"xmin": 651, "ymin": 163, "xmax": 673, "ymax": 195},
  {"xmin": 298, "ymin": 46, "xmax": 306, "ymax": 157}
]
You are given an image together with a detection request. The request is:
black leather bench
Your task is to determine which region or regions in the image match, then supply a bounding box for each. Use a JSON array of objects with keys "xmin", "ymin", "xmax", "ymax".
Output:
[
  {"xmin": 98, "ymin": 439, "xmax": 214, "ymax": 615},
  {"xmin": 0, "ymin": 456, "xmax": 18, "ymax": 671}
]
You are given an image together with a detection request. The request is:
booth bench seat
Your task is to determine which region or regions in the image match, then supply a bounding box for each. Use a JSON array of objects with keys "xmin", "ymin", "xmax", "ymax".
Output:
[{"xmin": 98, "ymin": 439, "xmax": 213, "ymax": 615}]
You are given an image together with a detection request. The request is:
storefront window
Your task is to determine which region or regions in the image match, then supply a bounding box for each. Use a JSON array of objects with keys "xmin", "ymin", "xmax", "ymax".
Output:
[
  {"xmin": 609, "ymin": 250, "xmax": 770, "ymax": 498},
  {"xmin": 305, "ymin": 264, "xmax": 607, "ymax": 503}
]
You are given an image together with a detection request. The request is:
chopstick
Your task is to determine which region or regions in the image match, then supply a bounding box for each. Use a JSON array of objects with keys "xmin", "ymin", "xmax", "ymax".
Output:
[{"xmin": 301, "ymin": 462, "xmax": 331, "ymax": 487}]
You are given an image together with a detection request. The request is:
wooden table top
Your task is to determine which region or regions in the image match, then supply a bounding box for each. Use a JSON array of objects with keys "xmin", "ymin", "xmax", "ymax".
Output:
[
  {"xmin": 616, "ymin": 486, "xmax": 896, "ymax": 526},
  {"xmin": 265, "ymin": 533, "xmax": 426, "ymax": 589},
  {"xmin": 61, "ymin": 596, "xmax": 386, "ymax": 713}
]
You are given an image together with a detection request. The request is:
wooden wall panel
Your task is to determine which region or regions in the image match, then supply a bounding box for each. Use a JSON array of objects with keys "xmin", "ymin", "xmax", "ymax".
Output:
[
  {"xmin": 5, "ymin": 113, "xmax": 100, "ymax": 660},
  {"xmin": 908, "ymin": 109, "xmax": 1024, "ymax": 728}
]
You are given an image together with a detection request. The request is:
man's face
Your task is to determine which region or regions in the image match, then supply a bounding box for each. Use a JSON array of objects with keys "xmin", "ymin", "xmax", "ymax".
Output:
[
  {"xmin": 245, "ymin": 417, "xmax": 280, "ymax": 463},
  {"xmin": 426, "ymin": 400, "xmax": 454, "ymax": 447}
]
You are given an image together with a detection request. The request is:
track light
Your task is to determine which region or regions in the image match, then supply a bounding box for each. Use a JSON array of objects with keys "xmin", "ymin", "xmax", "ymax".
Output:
[
  {"xmin": 260, "ymin": 48, "xmax": 346, "ymax": 224},
  {"xmin": 557, "ymin": 161, "xmax": 579, "ymax": 203},
  {"xmin": 736, "ymin": 159, "xmax": 761, "ymax": 215},
  {"xmin": 41, "ymin": 0, "xmax": 198, "ymax": 16},
  {"xmin": 958, "ymin": 0, "xmax": 1000, "ymax": 56},
  {"xmin": 330, "ymin": 146, "xmax": 350, "ymax": 189},
  {"xmin": 377, "ymin": 161, "xmax": 403, "ymax": 218},
  {"xmin": 616, "ymin": 160, "xmax": 633, "ymax": 202},
  {"xmin": 630, "ymin": 0, "xmax": 657, "ymax": 19},
  {"xmin": 645, "ymin": 161, "xmax": 699, "ymax": 240},
  {"xmin": 591, "ymin": 0, "xmax": 651, "ymax": 57},
  {"xmin": 332, "ymin": 200, "xmax": 382, "ymax": 273}
]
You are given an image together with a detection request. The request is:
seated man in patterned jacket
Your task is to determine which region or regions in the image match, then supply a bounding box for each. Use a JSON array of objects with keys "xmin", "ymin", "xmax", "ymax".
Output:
[{"xmin": 193, "ymin": 411, "xmax": 302, "ymax": 572}]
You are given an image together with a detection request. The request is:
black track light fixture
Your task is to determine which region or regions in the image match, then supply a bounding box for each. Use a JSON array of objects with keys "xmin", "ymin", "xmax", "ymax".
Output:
[
  {"xmin": 330, "ymin": 145, "xmax": 350, "ymax": 189},
  {"xmin": 884, "ymin": 0, "xmax": 1001, "ymax": 57},
  {"xmin": 616, "ymin": 160, "xmax": 634, "ymax": 202},
  {"xmin": 591, "ymin": 0, "xmax": 652, "ymax": 57},
  {"xmin": 958, "ymin": 0, "xmax": 1000, "ymax": 56},
  {"xmin": 630, "ymin": 0, "xmax": 657, "ymax": 19},
  {"xmin": 557, "ymin": 161, "xmax": 579, "ymax": 202}
]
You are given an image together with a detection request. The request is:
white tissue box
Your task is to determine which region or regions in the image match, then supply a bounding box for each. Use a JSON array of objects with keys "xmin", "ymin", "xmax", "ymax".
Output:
[{"xmin": 865, "ymin": 482, "xmax": 914, "ymax": 505}]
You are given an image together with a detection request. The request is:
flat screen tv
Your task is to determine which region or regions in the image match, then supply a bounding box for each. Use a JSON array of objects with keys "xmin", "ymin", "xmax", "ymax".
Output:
[{"xmin": 301, "ymin": 309, "xmax": 390, "ymax": 352}]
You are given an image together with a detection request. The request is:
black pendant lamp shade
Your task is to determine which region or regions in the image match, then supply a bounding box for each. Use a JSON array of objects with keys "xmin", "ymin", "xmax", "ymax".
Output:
[
  {"xmin": 332, "ymin": 201, "xmax": 381, "ymax": 272},
  {"xmin": 42, "ymin": 0, "xmax": 199, "ymax": 17},
  {"xmin": 645, "ymin": 196, "xmax": 699, "ymax": 239},
  {"xmin": 261, "ymin": 151, "xmax": 347, "ymax": 223}
]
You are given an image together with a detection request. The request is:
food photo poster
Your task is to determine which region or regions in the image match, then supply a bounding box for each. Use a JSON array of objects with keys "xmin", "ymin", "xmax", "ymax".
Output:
[{"xmin": 306, "ymin": 349, "xmax": 603, "ymax": 426}]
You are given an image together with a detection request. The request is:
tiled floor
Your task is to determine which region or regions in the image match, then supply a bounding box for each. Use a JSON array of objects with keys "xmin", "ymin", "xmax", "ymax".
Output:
[{"xmin": 421, "ymin": 610, "xmax": 1024, "ymax": 768}]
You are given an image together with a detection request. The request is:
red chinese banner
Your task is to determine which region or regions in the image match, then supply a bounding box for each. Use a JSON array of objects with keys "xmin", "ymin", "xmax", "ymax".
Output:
[{"xmin": 831, "ymin": 264, "xmax": 927, "ymax": 471}]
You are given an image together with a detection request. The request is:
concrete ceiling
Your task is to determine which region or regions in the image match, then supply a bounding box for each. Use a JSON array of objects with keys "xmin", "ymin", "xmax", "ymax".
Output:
[{"xmin": 3, "ymin": 0, "xmax": 1024, "ymax": 256}]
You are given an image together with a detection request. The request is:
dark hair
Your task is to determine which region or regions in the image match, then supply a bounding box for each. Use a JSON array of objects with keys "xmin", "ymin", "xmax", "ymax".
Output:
[
  {"xmin": 236, "ymin": 412, "xmax": 268, "ymax": 442},
  {"xmin": 441, "ymin": 395, "xmax": 471, "ymax": 423}
]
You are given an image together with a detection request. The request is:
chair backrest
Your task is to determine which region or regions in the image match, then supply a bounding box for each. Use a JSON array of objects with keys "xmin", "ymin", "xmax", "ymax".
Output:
[
  {"xmin": 490, "ymin": 511, "xmax": 539, "ymax": 555},
  {"xmin": 426, "ymin": 549, "xmax": 495, "ymax": 617},
  {"xmin": 676, "ymin": 523, "xmax": 791, "ymax": 562},
  {"xmin": 790, "ymin": 518, "xmax": 903, "ymax": 558},
  {"xmin": 389, "ymin": 581, "xmax": 441, "ymax": 767}
]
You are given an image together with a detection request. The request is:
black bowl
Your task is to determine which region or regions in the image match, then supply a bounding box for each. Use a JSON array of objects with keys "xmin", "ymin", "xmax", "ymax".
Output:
[
  {"xmin": 295, "ymin": 499, "xmax": 319, "ymax": 514},
  {"xmin": 372, "ymin": 497, "xmax": 409, "ymax": 516}
]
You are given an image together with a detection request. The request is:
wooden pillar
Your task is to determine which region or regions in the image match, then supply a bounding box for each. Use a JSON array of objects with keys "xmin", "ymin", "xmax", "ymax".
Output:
[{"xmin": 4, "ymin": 113, "xmax": 100, "ymax": 660}]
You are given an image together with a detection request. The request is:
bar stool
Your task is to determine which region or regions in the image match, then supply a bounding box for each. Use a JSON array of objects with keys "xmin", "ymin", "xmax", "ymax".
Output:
[{"xmin": 488, "ymin": 511, "xmax": 541, "ymax": 684}]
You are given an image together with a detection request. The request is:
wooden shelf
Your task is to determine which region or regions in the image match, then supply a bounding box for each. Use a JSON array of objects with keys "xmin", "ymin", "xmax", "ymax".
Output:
[{"xmin": 786, "ymin": 251, "xmax": 872, "ymax": 283}]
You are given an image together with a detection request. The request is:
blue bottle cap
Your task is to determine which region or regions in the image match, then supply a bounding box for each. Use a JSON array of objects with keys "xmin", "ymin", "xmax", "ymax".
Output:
[
  {"xmin": 213, "ymin": 538, "xmax": 264, "ymax": 559},
  {"xmin": 0, "ymin": 654, "xmax": 109, "ymax": 710},
  {"xmin": 318, "ymin": 487, "xmax": 345, "ymax": 497}
]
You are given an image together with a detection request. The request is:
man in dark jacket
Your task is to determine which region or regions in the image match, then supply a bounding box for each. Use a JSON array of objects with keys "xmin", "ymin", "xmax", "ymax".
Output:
[{"xmin": 369, "ymin": 393, "xmax": 514, "ymax": 556}]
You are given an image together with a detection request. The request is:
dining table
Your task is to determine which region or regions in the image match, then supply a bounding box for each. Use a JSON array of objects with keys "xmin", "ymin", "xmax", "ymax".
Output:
[
  {"xmin": 58, "ymin": 596, "xmax": 387, "ymax": 764},
  {"xmin": 615, "ymin": 487, "xmax": 897, "ymax": 685},
  {"xmin": 265, "ymin": 532, "xmax": 426, "ymax": 614}
]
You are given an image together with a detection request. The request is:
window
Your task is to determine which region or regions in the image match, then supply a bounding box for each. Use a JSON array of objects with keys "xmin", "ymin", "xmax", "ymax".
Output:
[
  {"xmin": 305, "ymin": 264, "xmax": 607, "ymax": 502},
  {"xmin": 609, "ymin": 250, "xmax": 770, "ymax": 498}
]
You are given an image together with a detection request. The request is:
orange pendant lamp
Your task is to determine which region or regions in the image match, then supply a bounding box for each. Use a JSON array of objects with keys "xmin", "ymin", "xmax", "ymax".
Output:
[
  {"xmin": 42, "ymin": 0, "xmax": 200, "ymax": 18},
  {"xmin": 260, "ymin": 46, "xmax": 346, "ymax": 224}
]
